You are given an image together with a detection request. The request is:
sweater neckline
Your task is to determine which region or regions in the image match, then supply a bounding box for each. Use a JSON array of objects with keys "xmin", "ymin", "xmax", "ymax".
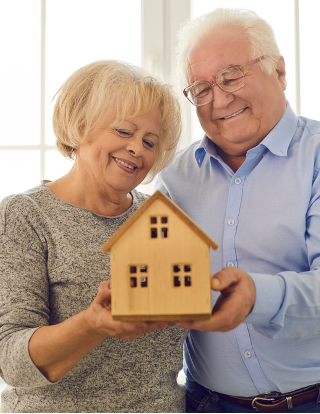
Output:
[{"xmin": 40, "ymin": 180, "xmax": 138, "ymax": 219}]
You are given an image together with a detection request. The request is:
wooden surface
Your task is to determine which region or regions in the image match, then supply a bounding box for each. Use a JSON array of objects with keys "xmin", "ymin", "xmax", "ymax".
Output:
[
  {"xmin": 112, "ymin": 313, "xmax": 211, "ymax": 321},
  {"xmin": 109, "ymin": 197, "xmax": 214, "ymax": 320},
  {"xmin": 102, "ymin": 190, "xmax": 218, "ymax": 252}
]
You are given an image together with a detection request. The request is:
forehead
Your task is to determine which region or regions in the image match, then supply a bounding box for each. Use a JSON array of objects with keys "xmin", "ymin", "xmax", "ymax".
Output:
[{"xmin": 186, "ymin": 30, "xmax": 250, "ymax": 82}]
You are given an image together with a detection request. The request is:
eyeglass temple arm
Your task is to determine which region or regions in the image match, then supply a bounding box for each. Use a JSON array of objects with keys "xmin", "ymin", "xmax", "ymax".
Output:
[{"xmin": 242, "ymin": 55, "xmax": 270, "ymax": 70}]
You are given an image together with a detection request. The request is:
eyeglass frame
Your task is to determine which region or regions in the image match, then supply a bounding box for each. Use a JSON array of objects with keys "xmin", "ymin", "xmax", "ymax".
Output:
[{"xmin": 183, "ymin": 55, "xmax": 269, "ymax": 107}]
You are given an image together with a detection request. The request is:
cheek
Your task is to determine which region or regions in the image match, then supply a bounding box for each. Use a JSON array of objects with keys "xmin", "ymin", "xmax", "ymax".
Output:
[
  {"xmin": 145, "ymin": 152, "xmax": 156, "ymax": 170},
  {"xmin": 196, "ymin": 106, "xmax": 207, "ymax": 119},
  {"xmin": 197, "ymin": 106, "xmax": 215, "ymax": 124}
]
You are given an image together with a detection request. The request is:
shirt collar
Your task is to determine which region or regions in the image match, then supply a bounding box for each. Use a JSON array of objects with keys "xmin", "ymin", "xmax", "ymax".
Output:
[
  {"xmin": 258, "ymin": 102, "xmax": 298, "ymax": 156},
  {"xmin": 194, "ymin": 102, "xmax": 298, "ymax": 167}
]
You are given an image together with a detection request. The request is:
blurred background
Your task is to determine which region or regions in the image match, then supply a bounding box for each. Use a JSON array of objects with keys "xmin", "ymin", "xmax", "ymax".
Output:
[
  {"xmin": 0, "ymin": 0, "xmax": 319, "ymax": 200},
  {"xmin": 0, "ymin": 0, "xmax": 320, "ymax": 399}
]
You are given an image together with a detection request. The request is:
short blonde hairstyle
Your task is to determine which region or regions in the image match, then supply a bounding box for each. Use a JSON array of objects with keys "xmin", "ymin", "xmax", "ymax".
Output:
[
  {"xmin": 177, "ymin": 8, "xmax": 282, "ymax": 84},
  {"xmin": 52, "ymin": 60, "xmax": 181, "ymax": 182}
]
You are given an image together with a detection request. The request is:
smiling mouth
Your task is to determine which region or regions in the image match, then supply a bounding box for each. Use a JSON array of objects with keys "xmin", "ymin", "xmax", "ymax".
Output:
[
  {"xmin": 113, "ymin": 157, "xmax": 137, "ymax": 170},
  {"xmin": 221, "ymin": 107, "xmax": 247, "ymax": 120}
]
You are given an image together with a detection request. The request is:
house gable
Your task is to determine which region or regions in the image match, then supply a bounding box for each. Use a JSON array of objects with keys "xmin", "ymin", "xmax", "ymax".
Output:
[{"xmin": 101, "ymin": 190, "xmax": 218, "ymax": 252}]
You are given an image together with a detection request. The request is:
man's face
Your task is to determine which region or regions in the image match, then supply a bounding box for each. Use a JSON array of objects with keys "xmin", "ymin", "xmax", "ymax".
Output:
[{"xmin": 186, "ymin": 30, "xmax": 287, "ymax": 162}]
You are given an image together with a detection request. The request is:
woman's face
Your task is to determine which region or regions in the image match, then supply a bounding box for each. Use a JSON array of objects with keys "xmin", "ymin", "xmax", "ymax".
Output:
[{"xmin": 77, "ymin": 108, "xmax": 161, "ymax": 197}]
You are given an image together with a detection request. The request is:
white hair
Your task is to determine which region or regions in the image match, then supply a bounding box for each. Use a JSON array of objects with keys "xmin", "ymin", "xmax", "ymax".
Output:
[{"xmin": 177, "ymin": 8, "xmax": 282, "ymax": 84}]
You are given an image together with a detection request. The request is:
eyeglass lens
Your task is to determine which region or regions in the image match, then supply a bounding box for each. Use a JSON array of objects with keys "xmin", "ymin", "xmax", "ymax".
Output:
[{"xmin": 187, "ymin": 67, "xmax": 245, "ymax": 106}]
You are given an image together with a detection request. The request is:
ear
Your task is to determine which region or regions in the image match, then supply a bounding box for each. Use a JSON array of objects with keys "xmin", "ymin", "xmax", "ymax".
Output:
[{"xmin": 276, "ymin": 56, "xmax": 287, "ymax": 91}]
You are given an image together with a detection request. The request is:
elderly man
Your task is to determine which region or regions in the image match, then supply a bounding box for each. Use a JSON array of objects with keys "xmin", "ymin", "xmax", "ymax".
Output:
[{"xmin": 155, "ymin": 8, "xmax": 320, "ymax": 413}]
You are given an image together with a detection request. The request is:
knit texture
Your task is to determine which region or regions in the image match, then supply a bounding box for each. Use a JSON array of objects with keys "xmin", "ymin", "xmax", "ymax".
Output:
[{"xmin": 0, "ymin": 182, "xmax": 188, "ymax": 413}]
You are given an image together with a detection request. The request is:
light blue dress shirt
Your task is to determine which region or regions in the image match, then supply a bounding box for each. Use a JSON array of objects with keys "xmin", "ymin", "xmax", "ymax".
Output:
[{"xmin": 154, "ymin": 103, "xmax": 320, "ymax": 397}]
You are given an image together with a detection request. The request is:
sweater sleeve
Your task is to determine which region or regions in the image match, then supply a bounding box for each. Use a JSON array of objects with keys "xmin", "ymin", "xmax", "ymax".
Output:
[{"xmin": 0, "ymin": 196, "xmax": 52, "ymax": 387}]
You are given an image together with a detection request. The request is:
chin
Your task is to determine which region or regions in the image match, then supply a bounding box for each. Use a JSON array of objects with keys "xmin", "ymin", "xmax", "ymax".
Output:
[{"xmin": 223, "ymin": 127, "xmax": 261, "ymax": 143}]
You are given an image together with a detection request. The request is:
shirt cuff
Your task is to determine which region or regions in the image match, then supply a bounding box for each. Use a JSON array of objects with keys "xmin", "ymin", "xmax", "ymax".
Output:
[{"xmin": 244, "ymin": 273, "xmax": 285, "ymax": 325}]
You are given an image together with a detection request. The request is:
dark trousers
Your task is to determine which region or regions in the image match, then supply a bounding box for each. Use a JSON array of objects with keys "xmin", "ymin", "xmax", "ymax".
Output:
[{"xmin": 185, "ymin": 379, "xmax": 320, "ymax": 413}]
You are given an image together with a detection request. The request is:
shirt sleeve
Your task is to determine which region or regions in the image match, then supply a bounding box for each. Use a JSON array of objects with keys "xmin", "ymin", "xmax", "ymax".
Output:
[
  {"xmin": 0, "ymin": 197, "xmax": 52, "ymax": 388},
  {"xmin": 245, "ymin": 165, "xmax": 320, "ymax": 339},
  {"xmin": 153, "ymin": 175, "xmax": 170, "ymax": 197}
]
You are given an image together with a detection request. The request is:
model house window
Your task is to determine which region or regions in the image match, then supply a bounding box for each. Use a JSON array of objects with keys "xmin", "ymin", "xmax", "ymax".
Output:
[
  {"xmin": 129, "ymin": 265, "xmax": 148, "ymax": 288},
  {"xmin": 173, "ymin": 264, "xmax": 192, "ymax": 287},
  {"xmin": 150, "ymin": 216, "xmax": 168, "ymax": 239}
]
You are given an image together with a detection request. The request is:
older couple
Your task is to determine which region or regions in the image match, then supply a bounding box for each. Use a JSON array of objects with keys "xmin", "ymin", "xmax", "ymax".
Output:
[{"xmin": 1, "ymin": 7, "xmax": 320, "ymax": 414}]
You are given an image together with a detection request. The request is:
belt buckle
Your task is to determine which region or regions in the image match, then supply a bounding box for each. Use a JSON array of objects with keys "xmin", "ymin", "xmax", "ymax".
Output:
[{"xmin": 252, "ymin": 396, "xmax": 275, "ymax": 411}]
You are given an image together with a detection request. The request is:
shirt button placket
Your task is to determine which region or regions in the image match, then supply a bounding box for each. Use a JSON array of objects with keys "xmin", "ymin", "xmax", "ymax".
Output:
[{"xmin": 224, "ymin": 175, "xmax": 243, "ymax": 269}]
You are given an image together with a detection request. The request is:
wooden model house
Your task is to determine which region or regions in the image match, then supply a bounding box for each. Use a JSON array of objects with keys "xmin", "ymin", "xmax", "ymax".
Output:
[{"xmin": 101, "ymin": 190, "xmax": 218, "ymax": 321}]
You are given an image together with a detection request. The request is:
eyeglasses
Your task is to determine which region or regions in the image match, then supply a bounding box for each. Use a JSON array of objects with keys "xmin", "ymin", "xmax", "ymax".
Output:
[{"xmin": 183, "ymin": 55, "xmax": 269, "ymax": 107}]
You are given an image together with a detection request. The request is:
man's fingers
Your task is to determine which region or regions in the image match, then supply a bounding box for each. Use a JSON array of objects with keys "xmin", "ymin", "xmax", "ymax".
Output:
[
  {"xmin": 176, "ymin": 268, "xmax": 256, "ymax": 332},
  {"xmin": 211, "ymin": 267, "xmax": 242, "ymax": 291}
]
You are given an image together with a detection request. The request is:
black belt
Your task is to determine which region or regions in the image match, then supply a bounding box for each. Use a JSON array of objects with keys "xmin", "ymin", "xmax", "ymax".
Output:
[{"xmin": 215, "ymin": 384, "xmax": 320, "ymax": 413}]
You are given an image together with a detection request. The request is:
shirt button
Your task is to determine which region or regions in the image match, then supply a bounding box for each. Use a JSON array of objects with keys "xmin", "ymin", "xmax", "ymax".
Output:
[
  {"xmin": 228, "ymin": 219, "xmax": 235, "ymax": 226},
  {"xmin": 244, "ymin": 351, "xmax": 251, "ymax": 358},
  {"xmin": 227, "ymin": 262, "xmax": 234, "ymax": 267},
  {"xmin": 235, "ymin": 178, "xmax": 242, "ymax": 184}
]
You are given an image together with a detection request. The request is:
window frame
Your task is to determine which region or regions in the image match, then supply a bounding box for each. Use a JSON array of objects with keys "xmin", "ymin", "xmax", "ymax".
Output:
[{"xmin": 0, "ymin": 0, "xmax": 304, "ymax": 187}]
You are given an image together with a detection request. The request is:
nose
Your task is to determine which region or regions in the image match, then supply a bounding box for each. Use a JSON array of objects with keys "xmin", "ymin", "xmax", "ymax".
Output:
[
  {"xmin": 212, "ymin": 84, "xmax": 235, "ymax": 109},
  {"xmin": 126, "ymin": 136, "xmax": 144, "ymax": 157}
]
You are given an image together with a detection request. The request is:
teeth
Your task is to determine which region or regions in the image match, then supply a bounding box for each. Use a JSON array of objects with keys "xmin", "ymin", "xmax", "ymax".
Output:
[
  {"xmin": 114, "ymin": 158, "xmax": 136, "ymax": 170},
  {"xmin": 224, "ymin": 108, "xmax": 246, "ymax": 119}
]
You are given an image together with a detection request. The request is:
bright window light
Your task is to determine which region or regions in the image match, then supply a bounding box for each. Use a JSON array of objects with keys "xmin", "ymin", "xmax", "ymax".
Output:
[
  {"xmin": 45, "ymin": 0, "xmax": 141, "ymax": 146},
  {"xmin": 0, "ymin": 0, "xmax": 41, "ymax": 146},
  {"xmin": 0, "ymin": 0, "xmax": 141, "ymax": 201},
  {"xmin": 45, "ymin": 150, "xmax": 75, "ymax": 182},
  {"xmin": 299, "ymin": 0, "xmax": 320, "ymax": 119},
  {"xmin": 0, "ymin": 151, "xmax": 40, "ymax": 202}
]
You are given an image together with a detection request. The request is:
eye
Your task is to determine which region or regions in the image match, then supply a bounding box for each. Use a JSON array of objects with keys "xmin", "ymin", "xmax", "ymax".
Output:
[
  {"xmin": 195, "ymin": 88, "xmax": 210, "ymax": 98},
  {"xmin": 192, "ymin": 84, "xmax": 211, "ymax": 98},
  {"xmin": 222, "ymin": 78, "xmax": 241, "ymax": 86},
  {"xmin": 143, "ymin": 139, "xmax": 155, "ymax": 150},
  {"xmin": 219, "ymin": 68, "xmax": 243, "ymax": 87},
  {"xmin": 114, "ymin": 129, "xmax": 133, "ymax": 137}
]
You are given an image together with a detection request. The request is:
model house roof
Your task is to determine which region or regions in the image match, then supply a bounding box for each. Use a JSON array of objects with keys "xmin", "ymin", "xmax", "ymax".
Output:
[{"xmin": 101, "ymin": 190, "xmax": 218, "ymax": 252}]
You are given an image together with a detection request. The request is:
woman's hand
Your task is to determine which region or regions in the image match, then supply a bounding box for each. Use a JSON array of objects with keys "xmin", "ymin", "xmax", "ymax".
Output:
[
  {"xmin": 84, "ymin": 281, "xmax": 171, "ymax": 340},
  {"xmin": 29, "ymin": 281, "xmax": 171, "ymax": 382}
]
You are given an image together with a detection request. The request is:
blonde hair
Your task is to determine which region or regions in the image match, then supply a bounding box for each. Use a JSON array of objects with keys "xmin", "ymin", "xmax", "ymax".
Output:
[
  {"xmin": 52, "ymin": 60, "xmax": 181, "ymax": 182},
  {"xmin": 177, "ymin": 8, "xmax": 282, "ymax": 84}
]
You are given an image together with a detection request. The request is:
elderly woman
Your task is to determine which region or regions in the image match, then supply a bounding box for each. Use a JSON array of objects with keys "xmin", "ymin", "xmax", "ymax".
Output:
[{"xmin": 0, "ymin": 60, "xmax": 187, "ymax": 413}]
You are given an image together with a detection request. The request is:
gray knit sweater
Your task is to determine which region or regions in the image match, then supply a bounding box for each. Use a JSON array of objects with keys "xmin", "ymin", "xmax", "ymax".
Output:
[{"xmin": 0, "ymin": 182, "xmax": 188, "ymax": 413}]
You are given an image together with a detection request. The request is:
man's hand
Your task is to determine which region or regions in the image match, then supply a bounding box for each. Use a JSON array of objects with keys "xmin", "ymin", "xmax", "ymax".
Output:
[{"xmin": 176, "ymin": 267, "xmax": 256, "ymax": 332}]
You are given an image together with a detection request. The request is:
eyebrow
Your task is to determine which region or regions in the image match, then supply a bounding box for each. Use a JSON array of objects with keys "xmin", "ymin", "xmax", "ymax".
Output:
[
  {"xmin": 146, "ymin": 132, "xmax": 160, "ymax": 140},
  {"xmin": 123, "ymin": 121, "xmax": 160, "ymax": 140},
  {"xmin": 190, "ymin": 63, "xmax": 243, "ymax": 88}
]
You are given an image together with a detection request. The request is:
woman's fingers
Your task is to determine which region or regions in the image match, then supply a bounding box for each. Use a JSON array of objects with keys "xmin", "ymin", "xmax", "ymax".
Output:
[
  {"xmin": 85, "ymin": 282, "xmax": 172, "ymax": 339},
  {"xmin": 95, "ymin": 281, "xmax": 112, "ymax": 309}
]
